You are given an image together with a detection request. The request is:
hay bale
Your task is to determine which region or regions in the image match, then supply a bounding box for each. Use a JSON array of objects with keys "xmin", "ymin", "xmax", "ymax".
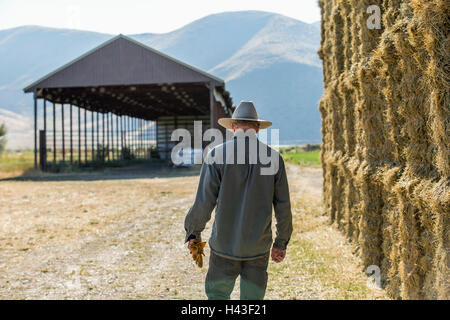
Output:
[{"xmin": 318, "ymin": 0, "xmax": 449, "ymax": 299}]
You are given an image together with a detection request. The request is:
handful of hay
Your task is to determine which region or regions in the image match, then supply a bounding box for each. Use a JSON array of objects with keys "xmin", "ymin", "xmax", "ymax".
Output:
[{"xmin": 190, "ymin": 240, "xmax": 206, "ymax": 268}]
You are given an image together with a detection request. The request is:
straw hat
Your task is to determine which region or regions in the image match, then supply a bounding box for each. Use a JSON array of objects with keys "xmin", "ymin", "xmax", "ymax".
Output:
[{"xmin": 218, "ymin": 101, "xmax": 272, "ymax": 130}]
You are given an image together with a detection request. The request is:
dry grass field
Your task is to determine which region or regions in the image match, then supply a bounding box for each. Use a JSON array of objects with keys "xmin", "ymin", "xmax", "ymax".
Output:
[{"xmin": 0, "ymin": 163, "xmax": 388, "ymax": 299}]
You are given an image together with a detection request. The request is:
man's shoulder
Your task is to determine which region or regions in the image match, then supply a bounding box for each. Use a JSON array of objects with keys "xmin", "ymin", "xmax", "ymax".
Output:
[
  {"xmin": 204, "ymin": 138, "xmax": 282, "ymax": 165},
  {"xmin": 206, "ymin": 139, "xmax": 280, "ymax": 152}
]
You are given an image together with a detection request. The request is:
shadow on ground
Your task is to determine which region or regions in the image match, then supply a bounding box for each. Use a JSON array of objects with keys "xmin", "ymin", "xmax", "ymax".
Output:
[{"xmin": 0, "ymin": 162, "xmax": 201, "ymax": 182}]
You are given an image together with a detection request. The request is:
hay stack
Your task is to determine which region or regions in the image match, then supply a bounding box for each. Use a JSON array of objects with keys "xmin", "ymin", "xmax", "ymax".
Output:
[{"xmin": 318, "ymin": 0, "xmax": 449, "ymax": 299}]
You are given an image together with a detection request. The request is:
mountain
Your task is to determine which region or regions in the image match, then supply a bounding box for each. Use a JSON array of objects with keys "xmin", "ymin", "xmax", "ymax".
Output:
[{"xmin": 0, "ymin": 11, "xmax": 323, "ymax": 149}]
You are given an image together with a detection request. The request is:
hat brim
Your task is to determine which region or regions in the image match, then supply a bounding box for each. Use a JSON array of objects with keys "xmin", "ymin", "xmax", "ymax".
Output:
[{"xmin": 218, "ymin": 117, "xmax": 272, "ymax": 130}]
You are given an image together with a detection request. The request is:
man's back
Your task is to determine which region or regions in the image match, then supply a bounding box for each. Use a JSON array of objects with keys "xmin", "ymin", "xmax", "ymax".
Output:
[{"xmin": 184, "ymin": 133, "xmax": 292, "ymax": 260}]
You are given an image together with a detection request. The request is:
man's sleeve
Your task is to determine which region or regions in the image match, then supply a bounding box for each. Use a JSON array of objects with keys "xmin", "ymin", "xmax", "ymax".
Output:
[
  {"xmin": 272, "ymin": 155, "xmax": 293, "ymax": 250},
  {"xmin": 184, "ymin": 155, "xmax": 221, "ymax": 243}
]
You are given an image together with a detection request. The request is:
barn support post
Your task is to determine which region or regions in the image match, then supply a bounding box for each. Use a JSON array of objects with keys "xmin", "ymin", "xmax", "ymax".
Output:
[
  {"xmin": 43, "ymin": 99, "xmax": 47, "ymax": 133},
  {"xmin": 111, "ymin": 113, "xmax": 115, "ymax": 161},
  {"xmin": 131, "ymin": 117, "xmax": 133, "ymax": 154},
  {"xmin": 137, "ymin": 118, "xmax": 139, "ymax": 158},
  {"xmin": 117, "ymin": 114, "xmax": 120, "ymax": 160},
  {"xmin": 139, "ymin": 119, "xmax": 142, "ymax": 159},
  {"xmin": 124, "ymin": 116, "xmax": 128, "ymax": 149},
  {"xmin": 209, "ymin": 81, "xmax": 215, "ymax": 130},
  {"xmin": 102, "ymin": 113, "xmax": 105, "ymax": 162},
  {"xmin": 154, "ymin": 120, "xmax": 158, "ymax": 161},
  {"xmin": 174, "ymin": 116, "xmax": 178, "ymax": 161},
  {"xmin": 147, "ymin": 120, "xmax": 150, "ymax": 159},
  {"xmin": 128, "ymin": 116, "xmax": 131, "ymax": 149},
  {"xmin": 139, "ymin": 118, "xmax": 142, "ymax": 158},
  {"xmin": 119, "ymin": 116, "xmax": 123, "ymax": 159},
  {"xmin": 145, "ymin": 120, "xmax": 148, "ymax": 159},
  {"xmin": 39, "ymin": 130, "xmax": 46, "ymax": 171},
  {"xmin": 84, "ymin": 109, "xmax": 87, "ymax": 163},
  {"xmin": 90, "ymin": 111, "xmax": 93, "ymax": 161},
  {"xmin": 106, "ymin": 113, "xmax": 110, "ymax": 161},
  {"xmin": 142, "ymin": 119, "xmax": 145, "ymax": 159},
  {"xmin": 43, "ymin": 98, "xmax": 47, "ymax": 167},
  {"xmin": 78, "ymin": 106, "xmax": 81, "ymax": 164},
  {"xmin": 142, "ymin": 119, "xmax": 144, "ymax": 159},
  {"xmin": 118, "ymin": 116, "xmax": 120, "ymax": 160},
  {"xmin": 136, "ymin": 118, "xmax": 138, "ymax": 158},
  {"xmin": 135, "ymin": 117, "xmax": 138, "ymax": 158},
  {"xmin": 61, "ymin": 104, "xmax": 65, "ymax": 163},
  {"xmin": 124, "ymin": 116, "xmax": 127, "ymax": 152},
  {"xmin": 128, "ymin": 117, "xmax": 131, "ymax": 155},
  {"xmin": 148, "ymin": 120, "xmax": 151, "ymax": 159},
  {"xmin": 92, "ymin": 111, "xmax": 95, "ymax": 161},
  {"xmin": 129, "ymin": 117, "xmax": 132, "ymax": 157},
  {"xmin": 96, "ymin": 112, "xmax": 100, "ymax": 161},
  {"xmin": 120, "ymin": 116, "xmax": 124, "ymax": 160},
  {"xmin": 53, "ymin": 102, "xmax": 56, "ymax": 163},
  {"xmin": 164, "ymin": 119, "xmax": 169, "ymax": 162},
  {"xmin": 110, "ymin": 113, "xmax": 113, "ymax": 161},
  {"xmin": 131, "ymin": 117, "xmax": 137, "ymax": 158},
  {"xmin": 150, "ymin": 121, "xmax": 153, "ymax": 158},
  {"xmin": 124, "ymin": 116, "xmax": 127, "ymax": 150},
  {"xmin": 131, "ymin": 117, "xmax": 134, "ymax": 157},
  {"xmin": 112, "ymin": 113, "xmax": 115, "ymax": 161},
  {"xmin": 33, "ymin": 92, "xmax": 37, "ymax": 169},
  {"xmin": 114, "ymin": 114, "xmax": 116, "ymax": 160},
  {"xmin": 70, "ymin": 104, "xmax": 73, "ymax": 165},
  {"xmin": 136, "ymin": 118, "xmax": 139, "ymax": 158},
  {"xmin": 143, "ymin": 119, "xmax": 146, "ymax": 159},
  {"xmin": 114, "ymin": 114, "xmax": 120, "ymax": 160},
  {"xmin": 130, "ymin": 117, "xmax": 133, "ymax": 155}
]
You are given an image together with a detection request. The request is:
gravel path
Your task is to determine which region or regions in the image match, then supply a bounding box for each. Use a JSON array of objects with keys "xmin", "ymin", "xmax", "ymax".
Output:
[{"xmin": 0, "ymin": 163, "xmax": 387, "ymax": 299}]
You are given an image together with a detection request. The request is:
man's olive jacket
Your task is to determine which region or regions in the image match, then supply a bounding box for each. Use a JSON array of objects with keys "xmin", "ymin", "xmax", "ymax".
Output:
[{"xmin": 184, "ymin": 133, "xmax": 293, "ymax": 261}]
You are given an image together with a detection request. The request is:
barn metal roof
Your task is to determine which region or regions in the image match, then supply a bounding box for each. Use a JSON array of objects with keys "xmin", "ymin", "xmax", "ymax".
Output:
[
  {"xmin": 24, "ymin": 34, "xmax": 224, "ymax": 92},
  {"xmin": 23, "ymin": 34, "xmax": 233, "ymax": 120}
]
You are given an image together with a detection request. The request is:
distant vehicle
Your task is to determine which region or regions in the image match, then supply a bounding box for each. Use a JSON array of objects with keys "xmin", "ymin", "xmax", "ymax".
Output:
[{"xmin": 172, "ymin": 148, "xmax": 203, "ymax": 167}]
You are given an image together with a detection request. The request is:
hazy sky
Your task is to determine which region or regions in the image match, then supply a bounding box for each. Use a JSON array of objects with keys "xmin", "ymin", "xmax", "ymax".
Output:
[{"xmin": 0, "ymin": 0, "xmax": 321, "ymax": 34}]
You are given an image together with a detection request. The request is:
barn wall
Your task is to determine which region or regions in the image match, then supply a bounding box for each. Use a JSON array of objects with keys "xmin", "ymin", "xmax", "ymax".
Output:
[
  {"xmin": 156, "ymin": 115, "xmax": 210, "ymax": 161},
  {"xmin": 156, "ymin": 98, "xmax": 231, "ymax": 161}
]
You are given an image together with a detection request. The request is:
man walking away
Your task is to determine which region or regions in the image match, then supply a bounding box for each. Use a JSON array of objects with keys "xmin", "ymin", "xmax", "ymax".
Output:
[{"xmin": 184, "ymin": 101, "xmax": 293, "ymax": 300}]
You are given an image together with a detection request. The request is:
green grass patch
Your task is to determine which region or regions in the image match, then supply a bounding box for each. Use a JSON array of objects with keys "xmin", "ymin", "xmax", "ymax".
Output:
[
  {"xmin": 0, "ymin": 149, "xmax": 164, "ymax": 175},
  {"xmin": 0, "ymin": 151, "xmax": 35, "ymax": 173},
  {"xmin": 280, "ymin": 147, "xmax": 321, "ymax": 167}
]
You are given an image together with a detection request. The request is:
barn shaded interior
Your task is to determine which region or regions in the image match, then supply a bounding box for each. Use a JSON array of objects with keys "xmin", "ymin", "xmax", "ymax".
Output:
[{"xmin": 24, "ymin": 34, "xmax": 234, "ymax": 169}]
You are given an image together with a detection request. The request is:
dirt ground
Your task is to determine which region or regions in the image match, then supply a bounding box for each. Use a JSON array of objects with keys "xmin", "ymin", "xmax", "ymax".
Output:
[{"xmin": 0, "ymin": 163, "xmax": 388, "ymax": 299}]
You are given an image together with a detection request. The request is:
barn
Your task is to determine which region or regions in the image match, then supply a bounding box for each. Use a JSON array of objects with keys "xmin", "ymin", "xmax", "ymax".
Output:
[{"xmin": 23, "ymin": 34, "xmax": 234, "ymax": 169}]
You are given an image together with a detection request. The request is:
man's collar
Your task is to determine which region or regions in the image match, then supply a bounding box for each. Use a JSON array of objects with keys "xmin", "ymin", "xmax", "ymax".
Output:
[{"xmin": 232, "ymin": 130, "xmax": 258, "ymax": 139}]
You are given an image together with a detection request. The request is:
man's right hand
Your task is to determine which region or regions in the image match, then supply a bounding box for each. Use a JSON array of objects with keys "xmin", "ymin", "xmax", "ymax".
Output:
[{"xmin": 187, "ymin": 239, "xmax": 197, "ymax": 251}]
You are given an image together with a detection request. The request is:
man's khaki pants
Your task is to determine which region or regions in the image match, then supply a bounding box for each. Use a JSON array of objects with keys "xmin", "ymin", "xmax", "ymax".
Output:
[{"xmin": 205, "ymin": 252, "xmax": 269, "ymax": 300}]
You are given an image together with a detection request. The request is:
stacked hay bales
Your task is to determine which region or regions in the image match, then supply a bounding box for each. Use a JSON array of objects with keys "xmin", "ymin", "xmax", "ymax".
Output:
[{"xmin": 318, "ymin": 0, "xmax": 449, "ymax": 299}]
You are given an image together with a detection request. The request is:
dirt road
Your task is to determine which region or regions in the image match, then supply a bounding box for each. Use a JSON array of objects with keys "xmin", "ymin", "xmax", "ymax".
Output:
[{"xmin": 0, "ymin": 163, "xmax": 387, "ymax": 299}]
